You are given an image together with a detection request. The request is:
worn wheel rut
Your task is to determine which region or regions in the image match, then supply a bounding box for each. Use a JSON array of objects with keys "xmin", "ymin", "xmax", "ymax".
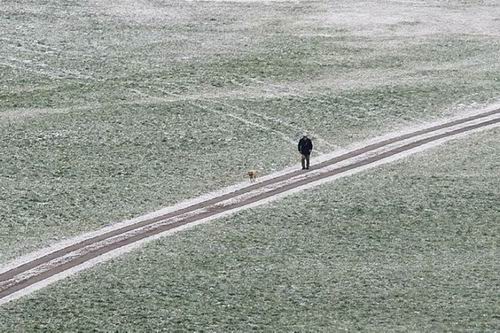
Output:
[{"xmin": 1, "ymin": 109, "xmax": 499, "ymax": 304}]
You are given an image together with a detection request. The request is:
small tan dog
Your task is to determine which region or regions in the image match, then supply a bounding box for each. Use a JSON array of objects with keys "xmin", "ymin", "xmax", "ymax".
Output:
[{"xmin": 247, "ymin": 170, "xmax": 257, "ymax": 182}]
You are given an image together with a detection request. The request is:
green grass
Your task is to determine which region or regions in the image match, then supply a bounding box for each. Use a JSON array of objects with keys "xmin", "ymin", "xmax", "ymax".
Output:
[
  {"xmin": 1, "ymin": 127, "xmax": 498, "ymax": 332},
  {"xmin": 0, "ymin": 102, "xmax": 297, "ymax": 262},
  {"xmin": 1, "ymin": 0, "xmax": 499, "ymax": 270},
  {"xmin": 1, "ymin": 0, "xmax": 498, "ymax": 330}
]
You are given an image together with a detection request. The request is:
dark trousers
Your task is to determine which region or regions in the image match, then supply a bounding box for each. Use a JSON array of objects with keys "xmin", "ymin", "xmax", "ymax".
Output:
[{"xmin": 301, "ymin": 153, "xmax": 310, "ymax": 169}]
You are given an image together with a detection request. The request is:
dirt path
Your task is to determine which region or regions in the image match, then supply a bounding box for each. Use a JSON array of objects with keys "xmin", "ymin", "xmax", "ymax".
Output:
[{"xmin": 1, "ymin": 108, "xmax": 499, "ymax": 305}]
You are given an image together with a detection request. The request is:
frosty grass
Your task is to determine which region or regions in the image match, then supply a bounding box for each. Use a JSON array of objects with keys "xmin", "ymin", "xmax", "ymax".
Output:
[
  {"xmin": 0, "ymin": 125, "xmax": 498, "ymax": 332},
  {"xmin": 0, "ymin": 0, "xmax": 499, "ymax": 329},
  {"xmin": 1, "ymin": 0, "xmax": 499, "ymax": 263}
]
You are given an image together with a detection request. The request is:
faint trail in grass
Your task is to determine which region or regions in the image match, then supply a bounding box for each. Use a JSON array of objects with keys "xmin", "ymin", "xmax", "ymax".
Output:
[
  {"xmin": 247, "ymin": 77, "xmax": 367, "ymax": 133},
  {"xmin": 142, "ymin": 87, "xmax": 303, "ymax": 149},
  {"xmin": 247, "ymin": 77, "xmax": 368, "ymax": 120},
  {"xmin": 204, "ymin": 98, "xmax": 333, "ymax": 152},
  {"xmin": 0, "ymin": 37, "xmax": 63, "ymax": 55},
  {"xmin": 188, "ymin": 79, "xmax": 335, "ymax": 151},
  {"xmin": 1, "ymin": 57, "xmax": 93, "ymax": 80},
  {"xmin": 0, "ymin": 61, "xmax": 60, "ymax": 79},
  {"xmin": 0, "ymin": 108, "xmax": 68, "ymax": 121},
  {"xmin": 0, "ymin": 104, "xmax": 101, "ymax": 122}
]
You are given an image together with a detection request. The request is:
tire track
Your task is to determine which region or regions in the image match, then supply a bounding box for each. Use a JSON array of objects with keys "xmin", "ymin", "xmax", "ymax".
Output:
[{"xmin": 1, "ymin": 109, "xmax": 499, "ymax": 304}]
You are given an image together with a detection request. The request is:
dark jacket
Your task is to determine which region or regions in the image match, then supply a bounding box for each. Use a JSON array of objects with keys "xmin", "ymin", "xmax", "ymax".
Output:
[{"xmin": 298, "ymin": 137, "xmax": 313, "ymax": 155}]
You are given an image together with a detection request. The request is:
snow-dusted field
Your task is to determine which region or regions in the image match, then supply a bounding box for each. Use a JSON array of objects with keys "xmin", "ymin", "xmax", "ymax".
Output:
[
  {"xmin": 1, "ymin": 125, "xmax": 499, "ymax": 332},
  {"xmin": 0, "ymin": 0, "xmax": 499, "ymax": 330},
  {"xmin": 1, "ymin": 0, "xmax": 499, "ymax": 264}
]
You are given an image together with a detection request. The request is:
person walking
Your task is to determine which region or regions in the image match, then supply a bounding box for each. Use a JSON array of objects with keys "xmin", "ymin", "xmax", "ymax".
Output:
[{"xmin": 298, "ymin": 135, "xmax": 313, "ymax": 170}]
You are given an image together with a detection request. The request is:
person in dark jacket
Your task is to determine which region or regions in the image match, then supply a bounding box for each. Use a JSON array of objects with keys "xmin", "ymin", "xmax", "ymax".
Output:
[{"xmin": 298, "ymin": 135, "xmax": 313, "ymax": 170}]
